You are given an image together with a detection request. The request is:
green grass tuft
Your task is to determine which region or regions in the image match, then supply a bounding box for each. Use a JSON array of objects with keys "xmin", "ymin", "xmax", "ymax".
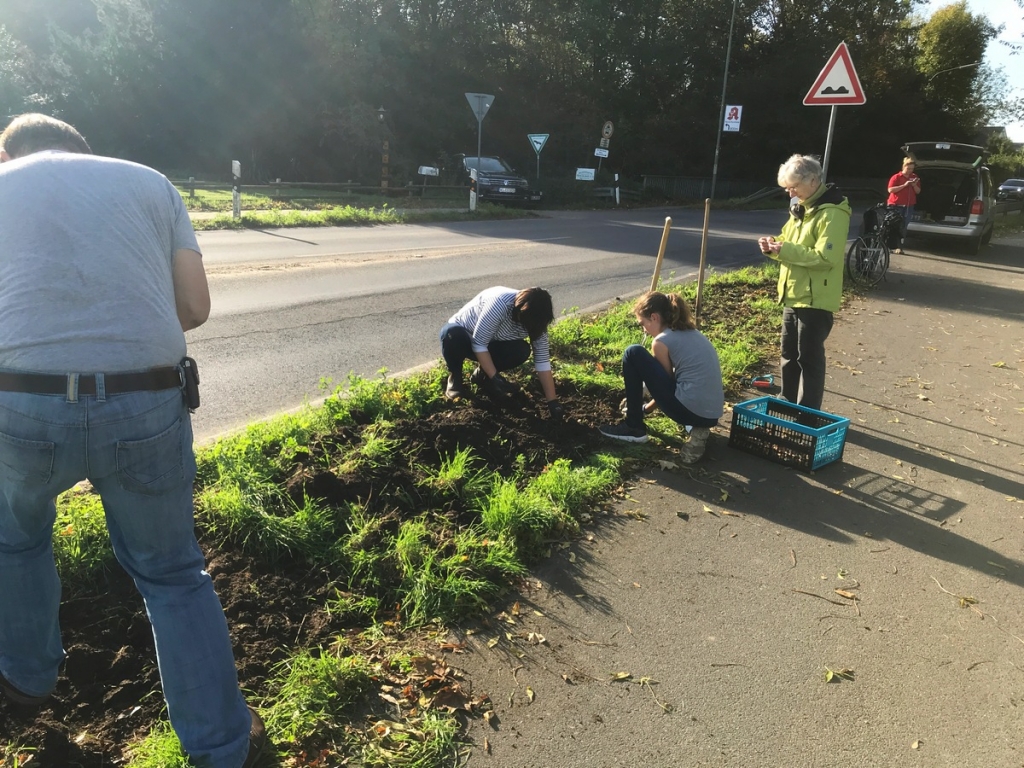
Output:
[{"xmin": 263, "ymin": 648, "xmax": 373, "ymax": 745}]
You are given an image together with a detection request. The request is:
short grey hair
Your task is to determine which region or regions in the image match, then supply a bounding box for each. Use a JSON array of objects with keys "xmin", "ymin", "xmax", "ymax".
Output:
[
  {"xmin": 0, "ymin": 113, "xmax": 92, "ymax": 159},
  {"xmin": 777, "ymin": 154, "xmax": 821, "ymax": 188}
]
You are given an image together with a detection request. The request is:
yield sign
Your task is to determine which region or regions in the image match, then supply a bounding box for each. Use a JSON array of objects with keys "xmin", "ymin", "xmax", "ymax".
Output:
[
  {"xmin": 465, "ymin": 92, "xmax": 494, "ymax": 122},
  {"xmin": 803, "ymin": 42, "xmax": 866, "ymax": 106},
  {"xmin": 528, "ymin": 133, "xmax": 549, "ymax": 154}
]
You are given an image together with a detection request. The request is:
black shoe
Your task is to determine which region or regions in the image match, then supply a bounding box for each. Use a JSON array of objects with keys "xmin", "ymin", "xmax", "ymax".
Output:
[
  {"xmin": 0, "ymin": 669, "xmax": 50, "ymax": 707},
  {"xmin": 598, "ymin": 422, "xmax": 649, "ymax": 443},
  {"xmin": 243, "ymin": 708, "xmax": 268, "ymax": 768},
  {"xmin": 444, "ymin": 374, "xmax": 465, "ymax": 400}
]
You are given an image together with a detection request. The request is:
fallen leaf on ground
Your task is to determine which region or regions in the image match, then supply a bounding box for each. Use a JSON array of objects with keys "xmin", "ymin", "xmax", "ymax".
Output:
[
  {"xmin": 611, "ymin": 672, "xmax": 632, "ymax": 681},
  {"xmin": 992, "ymin": 361, "xmax": 1007, "ymax": 368},
  {"xmin": 823, "ymin": 667, "xmax": 855, "ymax": 683},
  {"xmin": 526, "ymin": 687, "xmax": 535, "ymax": 703},
  {"xmin": 835, "ymin": 589, "xmax": 858, "ymax": 600},
  {"xmin": 911, "ymin": 739, "xmax": 921, "ymax": 750}
]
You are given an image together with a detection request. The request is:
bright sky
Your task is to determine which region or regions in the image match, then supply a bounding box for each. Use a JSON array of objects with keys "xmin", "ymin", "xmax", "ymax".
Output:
[{"xmin": 923, "ymin": 0, "xmax": 1024, "ymax": 142}]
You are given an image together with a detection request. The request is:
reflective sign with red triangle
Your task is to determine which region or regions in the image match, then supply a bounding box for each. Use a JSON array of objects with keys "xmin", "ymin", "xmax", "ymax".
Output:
[{"xmin": 804, "ymin": 42, "xmax": 866, "ymax": 106}]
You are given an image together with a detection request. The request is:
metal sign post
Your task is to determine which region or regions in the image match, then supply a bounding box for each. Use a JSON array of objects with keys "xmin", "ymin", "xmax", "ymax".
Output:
[
  {"xmin": 597, "ymin": 121, "xmax": 614, "ymax": 177},
  {"xmin": 465, "ymin": 92, "xmax": 495, "ymax": 175},
  {"xmin": 528, "ymin": 133, "xmax": 549, "ymax": 179},
  {"xmin": 231, "ymin": 160, "xmax": 241, "ymax": 219},
  {"xmin": 709, "ymin": 0, "xmax": 739, "ymax": 204}
]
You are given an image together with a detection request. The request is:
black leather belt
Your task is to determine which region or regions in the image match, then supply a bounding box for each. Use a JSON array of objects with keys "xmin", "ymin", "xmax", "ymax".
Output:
[{"xmin": 0, "ymin": 367, "xmax": 182, "ymax": 396}]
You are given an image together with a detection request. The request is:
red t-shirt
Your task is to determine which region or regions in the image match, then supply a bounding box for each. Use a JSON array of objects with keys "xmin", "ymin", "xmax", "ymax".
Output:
[{"xmin": 887, "ymin": 172, "xmax": 920, "ymax": 206}]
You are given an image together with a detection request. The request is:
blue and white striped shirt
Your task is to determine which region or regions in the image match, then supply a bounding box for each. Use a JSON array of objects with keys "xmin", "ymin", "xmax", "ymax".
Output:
[{"xmin": 448, "ymin": 286, "xmax": 551, "ymax": 372}]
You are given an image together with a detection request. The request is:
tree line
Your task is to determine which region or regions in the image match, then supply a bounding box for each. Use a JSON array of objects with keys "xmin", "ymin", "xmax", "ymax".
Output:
[{"xmin": 1, "ymin": 0, "xmax": 1018, "ymax": 187}]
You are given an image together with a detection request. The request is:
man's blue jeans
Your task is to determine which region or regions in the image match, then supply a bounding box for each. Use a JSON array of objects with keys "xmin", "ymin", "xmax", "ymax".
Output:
[
  {"xmin": 0, "ymin": 385, "xmax": 250, "ymax": 768},
  {"xmin": 622, "ymin": 345, "xmax": 719, "ymax": 429},
  {"xmin": 891, "ymin": 204, "xmax": 913, "ymax": 246}
]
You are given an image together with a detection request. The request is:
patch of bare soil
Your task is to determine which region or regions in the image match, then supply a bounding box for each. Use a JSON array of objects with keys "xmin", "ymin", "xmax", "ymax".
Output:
[{"xmin": 0, "ymin": 382, "xmax": 623, "ymax": 766}]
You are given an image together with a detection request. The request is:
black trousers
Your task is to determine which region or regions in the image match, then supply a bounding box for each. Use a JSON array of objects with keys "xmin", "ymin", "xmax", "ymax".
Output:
[
  {"xmin": 780, "ymin": 307, "xmax": 833, "ymax": 410},
  {"xmin": 439, "ymin": 323, "xmax": 530, "ymax": 376}
]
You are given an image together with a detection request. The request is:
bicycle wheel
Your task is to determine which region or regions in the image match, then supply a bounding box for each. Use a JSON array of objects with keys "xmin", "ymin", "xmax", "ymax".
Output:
[{"xmin": 845, "ymin": 234, "xmax": 889, "ymax": 287}]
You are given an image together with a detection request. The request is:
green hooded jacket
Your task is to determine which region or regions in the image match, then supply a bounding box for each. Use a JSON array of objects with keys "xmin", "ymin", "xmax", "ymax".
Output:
[{"xmin": 769, "ymin": 183, "xmax": 851, "ymax": 313}]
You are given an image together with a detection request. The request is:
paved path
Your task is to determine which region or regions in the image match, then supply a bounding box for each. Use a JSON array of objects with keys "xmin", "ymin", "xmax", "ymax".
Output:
[{"xmin": 449, "ymin": 238, "xmax": 1024, "ymax": 768}]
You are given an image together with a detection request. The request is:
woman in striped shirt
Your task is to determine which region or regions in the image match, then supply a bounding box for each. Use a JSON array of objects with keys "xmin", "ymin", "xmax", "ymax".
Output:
[{"xmin": 439, "ymin": 286, "xmax": 564, "ymax": 420}]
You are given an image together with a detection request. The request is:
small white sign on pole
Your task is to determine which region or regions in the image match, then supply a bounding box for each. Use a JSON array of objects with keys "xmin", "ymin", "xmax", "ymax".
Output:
[
  {"xmin": 575, "ymin": 168, "xmax": 596, "ymax": 181},
  {"xmin": 723, "ymin": 105, "xmax": 743, "ymax": 132},
  {"xmin": 417, "ymin": 166, "xmax": 440, "ymax": 176},
  {"xmin": 594, "ymin": 147, "xmax": 609, "ymax": 158}
]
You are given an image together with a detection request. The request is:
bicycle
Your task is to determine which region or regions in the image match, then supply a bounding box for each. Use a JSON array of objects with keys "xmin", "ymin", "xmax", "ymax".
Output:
[{"xmin": 845, "ymin": 204, "xmax": 901, "ymax": 287}]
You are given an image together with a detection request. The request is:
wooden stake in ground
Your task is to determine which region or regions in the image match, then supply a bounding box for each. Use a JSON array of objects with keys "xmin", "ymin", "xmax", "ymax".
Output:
[
  {"xmin": 649, "ymin": 217, "xmax": 673, "ymax": 291},
  {"xmin": 694, "ymin": 198, "xmax": 711, "ymax": 328}
]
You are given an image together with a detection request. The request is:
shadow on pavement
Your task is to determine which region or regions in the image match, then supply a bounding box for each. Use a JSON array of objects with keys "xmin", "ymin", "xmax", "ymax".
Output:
[{"xmin": 651, "ymin": 435, "xmax": 1024, "ymax": 590}]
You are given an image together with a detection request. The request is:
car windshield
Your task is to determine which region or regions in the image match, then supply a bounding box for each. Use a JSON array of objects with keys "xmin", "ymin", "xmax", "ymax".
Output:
[
  {"xmin": 1001, "ymin": 179, "xmax": 1024, "ymax": 186},
  {"xmin": 464, "ymin": 156, "xmax": 515, "ymax": 174}
]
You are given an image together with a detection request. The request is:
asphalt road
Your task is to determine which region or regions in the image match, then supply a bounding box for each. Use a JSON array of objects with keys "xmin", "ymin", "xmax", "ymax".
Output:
[{"xmin": 188, "ymin": 207, "xmax": 785, "ymax": 441}]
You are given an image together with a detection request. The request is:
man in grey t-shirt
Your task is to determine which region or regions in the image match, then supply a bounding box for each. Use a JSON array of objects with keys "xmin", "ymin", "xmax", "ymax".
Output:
[{"xmin": 0, "ymin": 114, "xmax": 265, "ymax": 767}]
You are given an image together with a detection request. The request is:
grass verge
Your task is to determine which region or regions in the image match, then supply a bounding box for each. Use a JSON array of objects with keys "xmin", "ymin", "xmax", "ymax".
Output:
[{"xmin": 50, "ymin": 266, "xmax": 791, "ymax": 767}]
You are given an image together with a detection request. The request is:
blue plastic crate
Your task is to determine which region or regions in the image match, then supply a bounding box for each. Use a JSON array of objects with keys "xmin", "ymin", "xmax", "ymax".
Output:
[{"xmin": 729, "ymin": 396, "xmax": 849, "ymax": 472}]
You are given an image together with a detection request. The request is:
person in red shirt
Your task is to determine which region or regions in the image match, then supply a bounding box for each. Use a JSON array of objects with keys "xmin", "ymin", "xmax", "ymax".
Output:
[{"xmin": 887, "ymin": 158, "xmax": 920, "ymax": 254}]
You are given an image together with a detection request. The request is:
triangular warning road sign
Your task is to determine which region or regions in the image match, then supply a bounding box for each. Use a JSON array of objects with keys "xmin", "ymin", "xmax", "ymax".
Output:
[
  {"xmin": 528, "ymin": 133, "xmax": 549, "ymax": 154},
  {"xmin": 804, "ymin": 42, "xmax": 866, "ymax": 106}
]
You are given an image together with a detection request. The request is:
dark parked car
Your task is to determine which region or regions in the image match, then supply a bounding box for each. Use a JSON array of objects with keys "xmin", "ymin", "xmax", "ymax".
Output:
[
  {"xmin": 997, "ymin": 178, "xmax": 1024, "ymax": 201},
  {"xmin": 457, "ymin": 154, "xmax": 542, "ymax": 206}
]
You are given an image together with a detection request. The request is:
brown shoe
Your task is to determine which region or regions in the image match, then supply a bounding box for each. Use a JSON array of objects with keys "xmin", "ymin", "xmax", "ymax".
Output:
[
  {"xmin": 243, "ymin": 707, "xmax": 268, "ymax": 768},
  {"xmin": 0, "ymin": 669, "xmax": 50, "ymax": 707},
  {"xmin": 679, "ymin": 427, "xmax": 711, "ymax": 464}
]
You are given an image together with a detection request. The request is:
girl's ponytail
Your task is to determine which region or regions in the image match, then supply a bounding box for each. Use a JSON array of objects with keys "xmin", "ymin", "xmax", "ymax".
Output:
[{"xmin": 667, "ymin": 294, "xmax": 696, "ymax": 330}]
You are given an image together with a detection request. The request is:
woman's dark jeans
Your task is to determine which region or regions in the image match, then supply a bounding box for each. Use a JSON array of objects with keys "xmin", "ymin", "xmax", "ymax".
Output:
[
  {"xmin": 780, "ymin": 307, "xmax": 833, "ymax": 409},
  {"xmin": 622, "ymin": 344, "xmax": 719, "ymax": 429},
  {"xmin": 439, "ymin": 323, "xmax": 530, "ymax": 376}
]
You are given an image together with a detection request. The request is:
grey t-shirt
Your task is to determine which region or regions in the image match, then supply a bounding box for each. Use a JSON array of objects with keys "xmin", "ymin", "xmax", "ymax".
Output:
[
  {"xmin": 0, "ymin": 150, "xmax": 199, "ymax": 373},
  {"xmin": 655, "ymin": 328, "xmax": 724, "ymax": 420}
]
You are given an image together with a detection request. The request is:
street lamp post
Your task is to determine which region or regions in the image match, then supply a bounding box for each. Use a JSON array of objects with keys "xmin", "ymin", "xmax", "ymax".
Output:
[
  {"xmin": 709, "ymin": 0, "xmax": 739, "ymax": 204},
  {"xmin": 927, "ymin": 61, "xmax": 982, "ymax": 83},
  {"xmin": 378, "ymin": 106, "xmax": 389, "ymax": 192}
]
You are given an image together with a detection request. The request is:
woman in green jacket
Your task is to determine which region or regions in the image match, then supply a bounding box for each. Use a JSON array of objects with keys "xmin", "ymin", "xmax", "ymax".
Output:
[{"xmin": 757, "ymin": 154, "xmax": 851, "ymax": 410}]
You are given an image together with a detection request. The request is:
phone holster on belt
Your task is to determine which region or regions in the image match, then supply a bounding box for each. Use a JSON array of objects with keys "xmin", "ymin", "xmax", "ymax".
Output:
[{"xmin": 181, "ymin": 357, "xmax": 201, "ymax": 412}]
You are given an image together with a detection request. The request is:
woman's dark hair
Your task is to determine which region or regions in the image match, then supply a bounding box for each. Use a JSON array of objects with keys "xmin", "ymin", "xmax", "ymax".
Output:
[
  {"xmin": 513, "ymin": 287, "xmax": 554, "ymax": 339},
  {"xmin": 634, "ymin": 291, "xmax": 696, "ymax": 331},
  {"xmin": 0, "ymin": 113, "xmax": 92, "ymax": 158}
]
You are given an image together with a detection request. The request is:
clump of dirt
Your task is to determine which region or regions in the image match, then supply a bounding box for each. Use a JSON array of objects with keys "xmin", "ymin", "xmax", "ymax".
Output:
[{"xmin": 0, "ymin": 382, "xmax": 624, "ymax": 766}]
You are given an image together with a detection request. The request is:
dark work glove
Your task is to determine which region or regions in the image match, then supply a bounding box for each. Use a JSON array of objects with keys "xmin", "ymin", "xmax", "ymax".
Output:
[
  {"xmin": 485, "ymin": 372, "xmax": 516, "ymax": 397},
  {"xmin": 547, "ymin": 400, "xmax": 566, "ymax": 421}
]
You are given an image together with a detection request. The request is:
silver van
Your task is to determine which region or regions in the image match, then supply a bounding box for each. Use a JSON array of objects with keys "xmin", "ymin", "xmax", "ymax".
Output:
[{"xmin": 902, "ymin": 142, "xmax": 995, "ymax": 254}]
